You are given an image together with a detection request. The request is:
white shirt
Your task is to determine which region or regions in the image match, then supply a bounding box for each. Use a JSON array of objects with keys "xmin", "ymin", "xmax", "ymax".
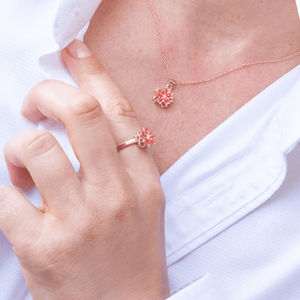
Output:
[{"xmin": 1, "ymin": 1, "xmax": 300, "ymax": 299}]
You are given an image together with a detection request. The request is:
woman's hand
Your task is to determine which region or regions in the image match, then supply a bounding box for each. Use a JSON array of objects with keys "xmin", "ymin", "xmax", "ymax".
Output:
[{"xmin": 0, "ymin": 40, "xmax": 170, "ymax": 299}]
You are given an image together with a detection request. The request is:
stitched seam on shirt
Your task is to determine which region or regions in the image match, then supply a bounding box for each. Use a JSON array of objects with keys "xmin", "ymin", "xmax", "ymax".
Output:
[
  {"xmin": 167, "ymin": 138, "xmax": 275, "ymax": 207},
  {"xmin": 167, "ymin": 151, "xmax": 284, "ymax": 246},
  {"xmin": 166, "ymin": 105, "xmax": 283, "ymax": 207},
  {"xmin": 167, "ymin": 150, "xmax": 251, "ymax": 207},
  {"xmin": 201, "ymin": 184, "xmax": 233, "ymax": 207},
  {"xmin": 177, "ymin": 150, "xmax": 284, "ymax": 233},
  {"xmin": 202, "ymin": 156, "xmax": 284, "ymax": 228},
  {"xmin": 166, "ymin": 159, "xmax": 286, "ymax": 260}
]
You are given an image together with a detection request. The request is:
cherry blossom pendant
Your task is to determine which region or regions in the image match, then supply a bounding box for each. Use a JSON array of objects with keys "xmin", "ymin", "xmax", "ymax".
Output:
[{"xmin": 153, "ymin": 79, "xmax": 176, "ymax": 108}]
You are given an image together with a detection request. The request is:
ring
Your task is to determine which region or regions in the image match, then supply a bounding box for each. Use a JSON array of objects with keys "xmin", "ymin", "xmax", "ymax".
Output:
[{"xmin": 117, "ymin": 128, "xmax": 155, "ymax": 151}]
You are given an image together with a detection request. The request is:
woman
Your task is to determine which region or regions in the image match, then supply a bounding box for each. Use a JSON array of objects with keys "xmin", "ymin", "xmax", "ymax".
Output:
[{"xmin": 1, "ymin": 0, "xmax": 300, "ymax": 299}]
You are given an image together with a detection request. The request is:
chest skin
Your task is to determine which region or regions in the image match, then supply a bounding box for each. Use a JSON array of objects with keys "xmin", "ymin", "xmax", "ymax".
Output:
[{"xmin": 84, "ymin": 0, "xmax": 300, "ymax": 175}]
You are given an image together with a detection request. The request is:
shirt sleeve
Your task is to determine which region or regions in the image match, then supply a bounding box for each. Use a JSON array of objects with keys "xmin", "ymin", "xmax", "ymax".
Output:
[{"xmin": 167, "ymin": 273, "xmax": 219, "ymax": 300}]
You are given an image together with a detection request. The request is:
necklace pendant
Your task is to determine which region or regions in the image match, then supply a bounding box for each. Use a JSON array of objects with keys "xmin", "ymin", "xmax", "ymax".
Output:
[{"xmin": 153, "ymin": 80, "xmax": 176, "ymax": 108}]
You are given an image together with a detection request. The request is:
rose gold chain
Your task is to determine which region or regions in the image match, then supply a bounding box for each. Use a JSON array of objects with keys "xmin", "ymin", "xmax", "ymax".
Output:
[{"xmin": 148, "ymin": 0, "xmax": 300, "ymax": 86}]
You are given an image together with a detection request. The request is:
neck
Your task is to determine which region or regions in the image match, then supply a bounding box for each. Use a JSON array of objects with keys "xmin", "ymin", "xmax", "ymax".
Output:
[
  {"xmin": 159, "ymin": 0, "xmax": 297, "ymax": 38},
  {"xmin": 150, "ymin": 0, "xmax": 300, "ymax": 76}
]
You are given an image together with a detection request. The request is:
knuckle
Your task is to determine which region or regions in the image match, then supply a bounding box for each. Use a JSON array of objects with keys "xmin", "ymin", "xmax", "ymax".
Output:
[
  {"xmin": 112, "ymin": 199, "xmax": 136, "ymax": 223},
  {"xmin": 83, "ymin": 64, "xmax": 106, "ymax": 79},
  {"xmin": 106, "ymin": 97, "xmax": 137, "ymax": 121},
  {"xmin": 68, "ymin": 93, "xmax": 103, "ymax": 125},
  {"xmin": 77, "ymin": 217, "xmax": 101, "ymax": 243},
  {"xmin": 69, "ymin": 93, "xmax": 99, "ymax": 116},
  {"xmin": 29, "ymin": 79, "xmax": 56, "ymax": 97},
  {"xmin": 110, "ymin": 187, "xmax": 137, "ymax": 223},
  {"xmin": 25, "ymin": 130, "xmax": 57, "ymax": 157}
]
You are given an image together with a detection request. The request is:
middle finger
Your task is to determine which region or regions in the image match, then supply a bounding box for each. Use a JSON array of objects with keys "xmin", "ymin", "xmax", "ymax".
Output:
[{"xmin": 20, "ymin": 80, "xmax": 123, "ymax": 184}]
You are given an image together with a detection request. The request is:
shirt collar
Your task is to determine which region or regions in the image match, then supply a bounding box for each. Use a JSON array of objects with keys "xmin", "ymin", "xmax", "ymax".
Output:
[
  {"xmin": 38, "ymin": 0, "xmax": 102, "ymax": 81},
  {"xmin": 162, "ymin": 66, "xmax": 300, "ymax": 265}
]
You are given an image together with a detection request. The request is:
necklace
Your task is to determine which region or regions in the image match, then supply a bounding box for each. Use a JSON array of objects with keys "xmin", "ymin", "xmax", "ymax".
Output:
[{"xmin": 148, "ymin": 0, "xmax": 300, "ymax": 108}]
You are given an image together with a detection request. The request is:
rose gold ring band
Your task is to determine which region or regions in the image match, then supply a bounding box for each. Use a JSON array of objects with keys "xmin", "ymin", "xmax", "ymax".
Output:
[
  {"xmin": 117, "ymin": 139, "xmax": 137, "ymax": 151},
  {"xmin": 116, "ymin": 128, "xmax": 155, "ymax": 152}
]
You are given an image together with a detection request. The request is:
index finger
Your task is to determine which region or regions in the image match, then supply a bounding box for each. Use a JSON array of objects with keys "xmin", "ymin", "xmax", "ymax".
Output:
[{"xmin": 61, "ymin": 40, "xmax": 158, "ymax": 176}]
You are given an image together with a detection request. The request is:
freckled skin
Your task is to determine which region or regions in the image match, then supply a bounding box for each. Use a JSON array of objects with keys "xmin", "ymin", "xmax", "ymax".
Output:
[{"xmin": 84, "ymin": 0, "xmax": 300, "ymax": 175}]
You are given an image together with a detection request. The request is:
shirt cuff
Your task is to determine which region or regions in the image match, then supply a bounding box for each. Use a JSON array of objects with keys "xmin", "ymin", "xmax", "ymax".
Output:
[{"xmin": 167, "ymin": 273, "xmax": 218, "ymax": 300}]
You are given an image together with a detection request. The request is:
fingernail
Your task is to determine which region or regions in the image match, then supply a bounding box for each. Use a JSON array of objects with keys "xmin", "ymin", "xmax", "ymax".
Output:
[{"xmin": 66, "ymin": 39, "xmax": 92, "ymax": 58}]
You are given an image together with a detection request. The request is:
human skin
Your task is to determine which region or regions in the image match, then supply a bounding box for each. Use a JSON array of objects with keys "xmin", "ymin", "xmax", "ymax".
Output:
[
  {"xmin": 1, "ymin": 1, "xmax": 300, "ymax": 298},
  {"xmin": 0, "ymin": 40, "xmax": 170, "ymax": 299},
  {"xmin": 84, "ymin": 0, "xmax": 300, "ymax": 175}
]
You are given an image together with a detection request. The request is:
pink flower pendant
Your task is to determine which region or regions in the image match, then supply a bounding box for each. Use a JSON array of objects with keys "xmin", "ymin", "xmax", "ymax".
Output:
[{"xmin": 153, "ymin": 80, "xmax": 176, "ymax": 108}]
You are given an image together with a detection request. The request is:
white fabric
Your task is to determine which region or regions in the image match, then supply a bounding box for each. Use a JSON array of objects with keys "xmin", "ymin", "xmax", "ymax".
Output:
[{"xmin": 1, "ymin": 1, "xmax": 300, "ymax": 299}]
